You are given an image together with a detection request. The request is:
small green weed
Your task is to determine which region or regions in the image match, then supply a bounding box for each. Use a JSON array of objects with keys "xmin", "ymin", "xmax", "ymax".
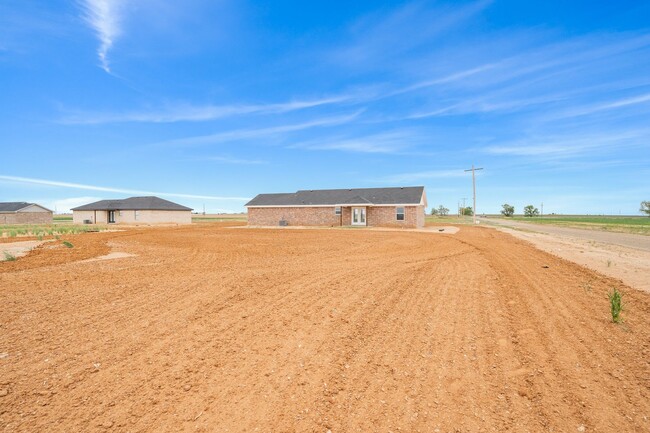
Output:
[
  {"xmin": 62, "ymin": 241, "xmax": 74, "ymax": 248},
  {"xmin": 3, "ymin": 251, "xmax": 16, "ymax": 261},
  {"xmin": 608, "ymin": 288, "xmax": 623, "ymax": 323}
]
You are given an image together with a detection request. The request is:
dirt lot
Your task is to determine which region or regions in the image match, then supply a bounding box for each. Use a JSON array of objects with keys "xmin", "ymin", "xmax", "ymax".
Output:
[
  {"xmin": 1, "ymin": 224, "xmax": 649, "ymax": 432},
  {"xmin": 484, "ymin": 218, "xmax": 650, "ymax": 293},
  {"xmin": 484, "ymin": 218, "xmax": 650, "ymax": 252}
]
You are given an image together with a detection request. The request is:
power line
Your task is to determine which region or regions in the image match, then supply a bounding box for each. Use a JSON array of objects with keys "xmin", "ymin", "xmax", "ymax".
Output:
[{"xmin": 464, "ymin": 165, "xmax": 484, "ymax": 224}]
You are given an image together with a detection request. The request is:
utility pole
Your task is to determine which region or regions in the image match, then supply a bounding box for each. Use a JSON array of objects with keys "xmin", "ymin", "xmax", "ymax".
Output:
[
  {"xmin": 541, "ymin": 202, "xmax": 544, "ymax": 217},
  {"xmin": 464, "ymin": 165, "xmax": 484, "ymax": 224}
]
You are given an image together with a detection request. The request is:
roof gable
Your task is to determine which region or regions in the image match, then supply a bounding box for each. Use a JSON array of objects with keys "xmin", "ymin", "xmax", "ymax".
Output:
[
  {"xmin": 71, "ymin": 196, "xmax": 192, "ymax": 211},
  {"xmin": 246, "ymin": 186, "xmax": 425, "ymax": 207},
  {"xmin": 0, "ymin": 202, "xmax": 52, "ymax": 213}
]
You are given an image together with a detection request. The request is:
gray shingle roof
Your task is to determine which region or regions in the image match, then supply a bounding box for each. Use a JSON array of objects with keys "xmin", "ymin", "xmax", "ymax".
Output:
[
  {"xmin": 71, "ymin": 196, "xmax": 192, "ymax": 211},
  {"xmin": 0, "ymin": 202, "xmax": 51, "ymax": 212},
  {"xmin": 246, "ymin": 186, "xmax": 425, "ymax": 207}
]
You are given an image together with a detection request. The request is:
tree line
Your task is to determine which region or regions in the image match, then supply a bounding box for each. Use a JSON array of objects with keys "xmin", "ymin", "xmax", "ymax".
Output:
[
  {"xmin": 430, "ymin": 205, "xmax": 472, "ymax": 216},
  {"xmin": 500, "ymin": 203, "xmax": 539, "ymax": 217},
  {"xmin": 429, "ymin": 201, "xmax": 650, "ymax": 217},
  {"xmin": 501, "ymin": 201, "xmax": 650, "ymax": 217}
]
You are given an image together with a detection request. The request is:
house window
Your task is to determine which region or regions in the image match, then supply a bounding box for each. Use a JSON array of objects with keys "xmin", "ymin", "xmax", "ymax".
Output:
[
  {"xmin": 396, "ymin": 207, "xmax": 405, "ymax": 221},
  {"xmin": 118, "ymin": 210, "xmax": 122, "ymax": 216},
  {"xmin": 335, "ymin": 206, "xmax": 341, "ymax": 215},
  {"xmin": 134, "ymin": 210, "xmax": 140, "ymax": 220}
]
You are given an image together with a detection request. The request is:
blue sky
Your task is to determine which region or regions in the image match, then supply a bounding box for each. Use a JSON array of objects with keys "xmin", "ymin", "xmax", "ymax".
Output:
[{"xmin": 1, "ymin": 0, "xmax": 649, "ymax": 214}]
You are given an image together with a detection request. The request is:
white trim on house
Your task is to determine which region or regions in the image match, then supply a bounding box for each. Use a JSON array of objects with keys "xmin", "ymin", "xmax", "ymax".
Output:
[
  {"xmin": 247, "ymin": 203, "xmax": 422, "ymax": 208},
  {"xmin": 351, "ymin": 207, "xmax": 367, "ymax": 226}
]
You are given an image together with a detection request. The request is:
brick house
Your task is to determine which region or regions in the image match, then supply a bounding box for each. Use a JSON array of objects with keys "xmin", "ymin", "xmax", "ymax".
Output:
[
  {"xmin": 0, "ymin": 202, "xmax": 53, "ymax": 224},
  {"xmin": 72, "ymin": 196, "xmax": 192, "ymax": 225},
  {"xmin": 246, "ymin": 186, "xmax": 427, "ymax": 228}
]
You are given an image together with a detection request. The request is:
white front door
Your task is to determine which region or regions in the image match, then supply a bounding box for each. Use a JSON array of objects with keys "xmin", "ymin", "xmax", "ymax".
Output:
[{"xmin": 351, "ymin": 207, "xmax": 366, "ymax": 226}]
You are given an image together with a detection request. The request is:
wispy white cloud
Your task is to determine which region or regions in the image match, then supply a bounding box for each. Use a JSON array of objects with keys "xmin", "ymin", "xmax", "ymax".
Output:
[
  {"xmin": 192, "ymin": 156, "xmax": 268, "ymax": 165},
  {"xmin": 79, "ymin": 0, "xmax": 124, "ymax": 73},
  {"xmin": 484, "ymin": 130, "xmax": 649, "ymax": 157},
  {"xmin": 378, "ymin": 169, "xmax": 469, "ymax": 184},
  {"xmin": 552, "ymin": 92, "xmax": 650, "ymax": 119},
  {"xmin": 390, "ymin": 64, "xmax": 499, "ymax": 97},
  {"xmin": 403, "ymin": 94, "xmax": 567, "ymax": 120},
  {"xmin": 289, "ymin": 130, "xmax": 417, "ymax": 154},
  {"xmin": 60, "ymin": 95, "xmax": 354, "ymax": 124},
  {"xmin": 156, "ymin": 111, "xmax": 362, "ymax": 147},
  {"xmin": 48, "ymin": 196, "xmax": 103, "ymax": 213},
  {"xmin": 384, "ymin": 34, "xmax": 650, "ymax": 120},
  {"xmin": 0, "ymin": 175, "xmax": 251, "ymax": 201},
  {"xmin": 331, "ymin": 0, "xmax": 491, "ymax": 69},
  {"xmin": 0, "ymin": 4, "xmax": 73, "ymax": 52}
]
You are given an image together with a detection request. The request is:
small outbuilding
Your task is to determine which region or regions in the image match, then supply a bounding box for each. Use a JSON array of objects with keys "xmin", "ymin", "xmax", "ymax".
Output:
[
  {"xmin": 0, "ymin": 202, "xmax": 53, "ymax": 225},
  {"xmin": 246, "ymin": 186, "xmax": 427, "ymax": 228},
  {"xmin": 72, "ymin": 196, "xmax": 192, "ymax": 225}
]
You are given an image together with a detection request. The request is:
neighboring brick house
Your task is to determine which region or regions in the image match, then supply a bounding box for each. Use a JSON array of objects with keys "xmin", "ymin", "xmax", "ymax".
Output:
[
  {"xmin": 0, "ymin": 202, "xmax": 53, "ymax": 224},
  {"xmin": 72, "ymin": 196, "xmax": 192, "ymax": 225},
  {"xmin": 246, "ymin": 186, "xmax": 426, "ymax": 228}
]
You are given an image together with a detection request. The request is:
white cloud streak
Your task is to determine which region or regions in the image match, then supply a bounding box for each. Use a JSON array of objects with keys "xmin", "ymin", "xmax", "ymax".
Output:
[
  {"xmin": 390, "ymin": 63, "xmax": 499, "ymax": 97},
  {"xmin": 79, "ymin": 0, "xmax": 124, "ymax": 73},
  {"xmin": 48, "ymin": 196, "xmax": 103, "ymax": 213},
  {"xmin": 193, "ymin": 156, "xmax": 268, "ymax": 165},
  {"xmin": 60, "ymin": 95, "xmax": 354, "ymax": 124},
  {"xmin": 289, "ymin": 130, "xmax": 417, "ymax": 154},
  {"xmin": 331, "ymin": 0, "xmax": 491, "ymax": 69},
  {"xmin": 484, "ymin": 130, "xmax": 649, "ymax": 157},
  {"xmin": 379, "ymin": 169, "xmax": 469, "ymax": 184},
  {"xmin": 156, "ymin": 111, "xmax": 362, "ymax": 147},
  {"xmin": 553, "ymin": 92, "xmax": 650, "ymax": 119},
  {"xmin": 0, "ymin": 175, "xmax": 251, "ymax": 201}
]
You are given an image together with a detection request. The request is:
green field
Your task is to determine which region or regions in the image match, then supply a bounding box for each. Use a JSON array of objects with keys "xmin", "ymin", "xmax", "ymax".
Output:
[
  {"xmin": 192, "ymin": 214, "xmax": 247, "ymax": 223},
  {"xmin": 53, "ymin": 214, "xmax": 73, "ymax": 222},
  {"xmin": 505, "ymin": 215, "xmax": 650, "ymax": 235},
  {"xmin": 0, "ymin": 224, "xmax": 107, "ymax": 238},
  {"xmin": 425, "ymin": 215, "xmax": 476, "ymax": 225}
]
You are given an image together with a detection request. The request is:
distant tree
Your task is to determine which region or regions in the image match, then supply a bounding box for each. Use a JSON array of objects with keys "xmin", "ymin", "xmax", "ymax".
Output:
[
  {"xmin": 462, "ymin": 206, "xmax": 473, "ymax": 216},
  {"xmin": 437, "ymin": 205, "xmax": 449, "ymax": 216},
  {"xmin": 523, "ymin": 205, "xmax": 540, "ymax": 217},
  {"xmin": 501, "ymin": 203, "xmax": 515, "ymax": 217},
  {"xmin": 430, "ymin": 207, "xmax": 439, "ymax": 216},
  {"xmin": 641, "ymin": 201, "xmax": 650, "ymax": 217}
]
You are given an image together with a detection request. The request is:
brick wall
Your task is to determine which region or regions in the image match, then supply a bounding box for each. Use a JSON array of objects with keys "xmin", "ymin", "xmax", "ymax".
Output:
[
  {"xmin": 248, "ymin": 205, "xmax": 425, "ymax": 228},
  {"xmin": 73, "ymin": 210, "xmax": 105, "ymax": 224},
  {"xmin": 248, "ymin": 207, "xmax": 342, "ymax": 226},
  {"xmin": 416, "ymin": 205, "xmax": 425, "ymax": 228},
  {"xmin": 0, "ymin": 212, "xmax": 53, "ymax": 225},
  {"xmin": 367, "ymin": 205, "xmax": 423, "ymax": 228}
]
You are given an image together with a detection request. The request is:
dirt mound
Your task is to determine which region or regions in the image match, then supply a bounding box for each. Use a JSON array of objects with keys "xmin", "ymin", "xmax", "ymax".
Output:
[{"xmin": 1, "ymin": 224, "xmax": 648, "ymax": 432}]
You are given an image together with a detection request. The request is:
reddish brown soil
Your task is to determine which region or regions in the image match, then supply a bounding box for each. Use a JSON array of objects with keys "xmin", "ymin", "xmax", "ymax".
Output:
[
  {"xmin": 1, "ymin": 224, "xmax": 649, "ymax": 432},
  {"xmin": 0, "ymin": 234, "xmax": 112, "ymax": 272}
]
